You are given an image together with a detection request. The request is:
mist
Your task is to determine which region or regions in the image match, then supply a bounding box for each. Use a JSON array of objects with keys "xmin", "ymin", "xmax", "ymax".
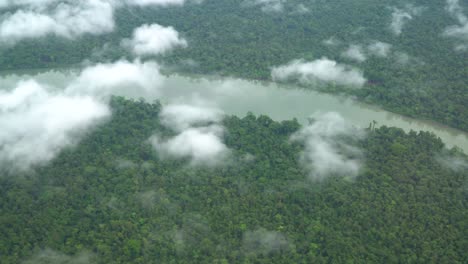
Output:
[
  {"xmin": 243, "ymin": 228, "xmax": 292, "ymax": 255},
  {"xmin": 0, "ymin": 0, "xmax": 191, "ymax": 45},
  {"xmin": 122, "ymin": 23, "xmax": 187, "ymax": 56},
  {"xmin": 66, "ymin": 60, "xmax": 164, "ymax": 99},
  {"xmin": 151, "ymin": 103, "xmax": 230, "ymax": 166},
  {"xmin": 0, "ymin": 0, "xmax": 115, "ymax": 44},
  {"xmin": 244, "ymin": 0, "xmax": 285, "ymax": 13},
  {"xmin": 22, "ymin": 249, "xmax": 96, "ymax": 264},
  {"xmin": 271, "ymin": 58, "xmax": 366, "ymax": 88},
  {"xmin": 291, "ymin": 112, "xmax": 364, "ymax": 181},
  {"xmin": 0, "ymin": 79, "xmax": 110, "ymax": 171},
  {"xmin": 389, "ymin": 5, "xmax": 422, "ymax": 36},
  {"xmin": 444, "ymin": 0, "xmax": 468, "ymax": 50}
]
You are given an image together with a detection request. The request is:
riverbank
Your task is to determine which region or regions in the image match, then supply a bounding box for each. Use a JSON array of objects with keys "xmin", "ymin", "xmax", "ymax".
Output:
[{"xmin": 1, "ymin": 68, "xmax": 467, "ymax": 153}]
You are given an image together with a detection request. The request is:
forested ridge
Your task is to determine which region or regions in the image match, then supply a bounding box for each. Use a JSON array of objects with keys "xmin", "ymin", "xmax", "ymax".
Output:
[
  {"xmin": 0, "ymin": 0, "xmax": 467, "ymax": 131},
  {"xmin": 1, "ymin": 98, "xmax": 466, "ymax": 263}
]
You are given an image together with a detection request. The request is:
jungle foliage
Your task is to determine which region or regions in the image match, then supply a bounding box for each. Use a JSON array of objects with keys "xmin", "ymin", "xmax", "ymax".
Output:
[
  {"xmin": 1, "ymin": 98, "xmax": 466, "ymax": 263},
  {"xmin": 0, "ymin": 0, "xmax": 467, "ymax": 131}
]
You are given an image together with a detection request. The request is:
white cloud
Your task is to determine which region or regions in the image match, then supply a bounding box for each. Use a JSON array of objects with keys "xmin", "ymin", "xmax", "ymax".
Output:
[
  {"xmin": 125, "ymin": 0, "xmax": 186, "ymax": 6},
  {"xmin": 122, "ymin": 23, "xmax": 187, "ymax": 56},
  {"xmin": 367, "ymin": 41, "xmax": 392, "ymax": 57},
  {"xmin": 22, "ymin": 249, "xmax": 96, "ymax": 264},
  {"xmin": 0, "ymin": 0, "xmax": 193, "ymax": 45},
  {"xmin": 437, "ymin": 153, "xmax": 468, "ymax": 172},
  {"xmin": 0, "ymin": 0, "xmax": 115, "ymax": 44},
  {"xmin": 271, "ymin": 58, "xmax": 366, "ymax": 88},
  {"xmin": 151, "ymin": 102, "xmax": 229, "ymax": 166},
  {"xmin": 244, "ymin": 0, "xmax": 285, "ymax": 13},
  {"xmin": 444, "ymin": 0, "xmax": 468, "ymax": 50},
  {"xmin": 389, "ymin": 5, "xmax": 422, "ymax": 35},
  {"xmin": 0, "ymin": 80, "xmax": 110, "ymax": 171},
  {"xmin": 291, "ymin": 112, "xmax": 364, "ymax": 181},
  {"xmin": 0, "ymin": 58, "xmax": 171, "ymax": 171},
  {"xmin": 66, "ymin": 60, "xmax": 164, "ymax": 99},
  {"xmin": 160, "ymin": 103, "xmax": 223, "ymax": 131},
  {"xmin": 151, "ymin": 125, "xmax": 229, "ymax": 166},
  {"xmin": 243, "ymin": 228, "xmax": 292, "ymax": 255},
  {"xmin": 341, "ymin": 45, "xmax": 367, "ymax": 62}
]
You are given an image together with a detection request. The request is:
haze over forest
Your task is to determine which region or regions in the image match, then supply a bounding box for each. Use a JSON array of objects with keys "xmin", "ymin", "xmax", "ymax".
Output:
[{"xmin": 0, "ymin": 1, "xmax": 467, "ymax": 263}]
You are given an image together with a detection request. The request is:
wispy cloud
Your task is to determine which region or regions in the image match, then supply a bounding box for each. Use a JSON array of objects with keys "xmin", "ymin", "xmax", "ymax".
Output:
[
  {"xmin": 0, "ymin": 0, "xmax": 192, "ymax": 45},
  {"xmin": 67, "ymin": 60, "xmax": 164, "ymax": 99},
  {"xmin": 341, "ymin": 45, "xmax": 367, "ymax": 62},
  {"xmin": 244, "ymin": 0, "xmax": 285, "ymax": 13},
  {"xmin": 0, "ymin": 0, "xmax": 115, "ymax": 44},
  {"xmin": 243, "ymin": 228, "xmax": 292, "ymax": 255},
  {"xmin": 389, "ymin": 5, "xmax": 423, "ymax": 35},
  {"xmin": 443, "ymin": 0, "xmax": 468, "ymax": 51},
  {"xmin": 22, "ymin": 249, "xmax": 96, "ymax": 264},
  {"xmin": 151, "ymin": 103, "xmax": 229, "ymax": 166},
  {"xmin": 0, "ymin": 80, "xmax": 110, "ymax": 171},
  {"xmin": 272, "ymin": 58, "xmax": 366, "ymax": 88},
  {"xmin": 291, "ymin": 112, "xmax": 364, "ymax": 181},
  {"xmin": 122, "ymin": 23, "xmax": 187, "ymax": 56}
]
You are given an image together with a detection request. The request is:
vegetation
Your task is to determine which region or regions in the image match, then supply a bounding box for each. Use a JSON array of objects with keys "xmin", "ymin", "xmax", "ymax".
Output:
[
  {"xmin": 0, "ymin": 0, "xmax": 466, "ymax": 131},
  {"xmin": 1, "ymin": 98, "xmax": 466, "ymax": 263}
]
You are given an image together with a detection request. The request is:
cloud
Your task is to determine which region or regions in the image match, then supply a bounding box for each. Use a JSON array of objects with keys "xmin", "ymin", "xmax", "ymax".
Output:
[
  {"xmin": 66, "ymin": 60, "xmax": 164, "ymax": 99},
  {"xmin": 444, "ymin": 0, "xmax": 468, "ymax": 50},
  {"xmin": 243, "ymin": 228, "xmax": 292, "ymax": 255},
  {"xmin": 367, "ymin": 41, "xmax": 392, "ymax": 57},
  {"xmin": 160, "ymin": 103, "xmax": 223, "ymax": 131},
  {"xmin": 271, "ymin": 58, "xmax": 367, "ymax": 88},
  {"xmin": 341, "ymin": 42, "xmax": 392, "ymax": 62},
  {"xmin": 122, "ymin": 23, "xmax": 187, "ymax": 56},
  {"xmin": 389, "ymin": 5, "xmax": 422, "ymax": 35},
  {"xmin": 125, "ymin": 0, "xmax": 186, "ymax": 6},
  {"xmin": 0, "ymin": 0, "xmax": 115, "ymax": 44},
  {"xmin": 436, "ymin": 153, "xmax": 468, "ymax": 172},
  {"xmin": 22, "ymin": 249, "xmax": 96, "ymax": 264},
  {"xmin": 341, "ymin": 45, "xmax": 367, "ymax": 62},
  {"xmin": 0, "ymin": 0, "xmax": 192, "ymax": 45},
  {"xmin": 244, "ymin": 0, "xmax": 284, "ymax": 13},
  {"xmin": 0, "ymin": 58, "xmax": 170, "ymax": 171},
  {"xmin": 291, "ymin": 112, "xmax": 364, "ymax": 181},
  {"xmin": 0, "ymin": 80, "xmax": 110, "ymax": 171},
  {"xmin": 151, "ymin": 103, "xmax": 229, "ymax": 166}
]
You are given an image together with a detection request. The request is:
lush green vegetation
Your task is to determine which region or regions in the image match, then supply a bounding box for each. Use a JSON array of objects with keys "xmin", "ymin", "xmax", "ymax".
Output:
[
  {"xmin": 0, "ymin": 0, "xmax": 466, "ymax": 131},
  {"xmin": 1, "ymin": 98, "xmax": 466, "ymax": 263}
]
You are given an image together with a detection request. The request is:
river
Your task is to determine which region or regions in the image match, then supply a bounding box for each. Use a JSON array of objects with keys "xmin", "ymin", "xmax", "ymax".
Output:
[{"xmin": 1, "ymin": 68, "xmax": 467, "ymax": 153}]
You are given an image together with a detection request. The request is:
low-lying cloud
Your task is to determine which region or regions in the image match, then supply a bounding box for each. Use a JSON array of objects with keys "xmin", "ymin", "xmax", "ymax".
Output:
[
  {"xmin": 341, "ymin": 45, "xmax": 367, "ymax": 62},
  {"xmin": 389, "ymin": 5, "xmax": 423, "ymax": 35},
  {"xmin": 0, "ymin": 80, "xmax": 110, "ymax": 171},
  {"xmin": 291, "ymin": 112, "xmax": 364, "ymax": 181},
  {"xmin": 126, "ymin": 0, "xmax": 186, "ymax": 6},
  {"xmin": 67, "ymin": 60, "xmax": 164, "ymax": 99},
  {"xmin": 122, "ymin": 23, "xmax": 187, "ymax": 56},
  {"xmin": 341, "ymin": 41, "xmax": 393, "ymax": 62},
  {"xmin": 0, "ymin": 0, "xmax": 191, "ymax": 45},
  {"xmin": 244, "ymin": 0, "xmax": 285, "ymax": 13},
  {"xmin": 0, "ymin": 59, "xmax": 167, "ymax": 171},
  {"xmin": 271, "ymin": 58, "xmax": 367, "ymax": 88},
  {"xmin": 243, "ymin": 228, "xmax": 292, "ymax": 255},
  {"xmin": 22, "ymin": 248, "xmax": 96, "ymax": 264},
  {"xmin": 160, "ymin": 103, "xmax": 223, "ymax": 131},
  {"xmin": 151, "ymin": 103, "xmax": 229, "ymax": 166},
  {"xmin": 0, "ymin": 0, "xmax": 115, "ymax": 43},
  {"xmin": 444, "ymin": 0, "xmax": 468, "ymax": 51}
]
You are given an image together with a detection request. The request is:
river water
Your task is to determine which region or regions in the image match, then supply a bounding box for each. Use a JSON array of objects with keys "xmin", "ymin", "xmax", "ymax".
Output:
[{"xmin": 1, "ymin": 69, "xmax": 467, "ymax": 152}]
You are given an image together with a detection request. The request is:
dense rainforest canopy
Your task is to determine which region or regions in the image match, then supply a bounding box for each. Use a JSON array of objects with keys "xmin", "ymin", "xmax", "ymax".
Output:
[
  {"xmin": 1, "ymin": 1, "xmax": 467, "ymax": 263},
  {"xmin": 0, "ymin": 0, "xmax": 467, "ymax": 131},
  {"xmin": 0, "ymin": 98, "xmax": 466, "ymax": 263}
]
